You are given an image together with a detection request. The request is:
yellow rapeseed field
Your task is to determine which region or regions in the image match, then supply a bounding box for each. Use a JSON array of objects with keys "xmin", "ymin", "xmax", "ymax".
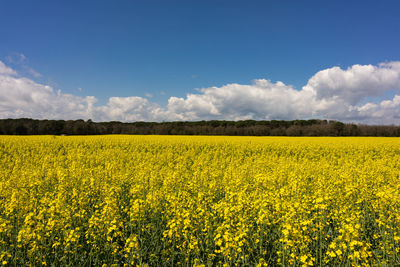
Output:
[{"xmin": 0, "ymin": 135, "xmax": 399, "ymax": 266}]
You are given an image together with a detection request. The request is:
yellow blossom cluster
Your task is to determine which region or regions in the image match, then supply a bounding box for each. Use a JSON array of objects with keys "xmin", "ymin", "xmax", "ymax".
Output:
[{"xmin": 0, "ymin": 135, "xmax": 399, "ymax": 266}]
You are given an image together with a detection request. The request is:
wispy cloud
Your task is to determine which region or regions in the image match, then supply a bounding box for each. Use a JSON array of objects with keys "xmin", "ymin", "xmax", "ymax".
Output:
[
  {"xmin": 6, "ymin": 53, "xmax": 26, "ymax": 64},
  {"xmin": 1, "ymin": 61, "xmax": 400, "ymax": 124},
  {"xmin": 6, "ymin": 53, "xmax": 42, "ymax": 78}
]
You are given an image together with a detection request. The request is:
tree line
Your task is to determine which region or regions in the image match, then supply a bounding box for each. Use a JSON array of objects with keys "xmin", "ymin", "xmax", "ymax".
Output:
[{"xmin": 1, "ymin": 118, "xmax": 400, "ymax": 136}]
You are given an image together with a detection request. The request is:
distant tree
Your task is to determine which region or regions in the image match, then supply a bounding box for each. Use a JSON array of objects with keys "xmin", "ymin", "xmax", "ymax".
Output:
[
  {"xmin": 15, "ymin": 124, "xmax": 28, "ymax": 135},
  {"xmin": 0, "ymin": 118, "xmax": 399, "ymax": 136},
  {"xmin": 330, "ymin": 121, "xmax": 345, "ymax": 136}
]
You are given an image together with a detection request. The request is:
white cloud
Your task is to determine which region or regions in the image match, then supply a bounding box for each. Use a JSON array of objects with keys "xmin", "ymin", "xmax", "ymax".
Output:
[
  {"xmin": 161, "ymin": 61, "xmax": 400, "ymax": 124},
  {"xmin": 1, "ymin": 60, "xmax": 400, "ymax": 124},
  {"xmin": 0, "ymin": 64, "xmax": 95, "ymax": 120},
  {"xmin": 165, "ymin": 80, "xmax": 314, "ymax": 121},
  {"xmin": 96, "ymin": 97, "xmax": 166, "ymax": 122},
  {"xmin": 353, "ymin": 95, "xmax": 400, "ymax": 124},
  {"xmin": 0, "ymin": 61, "xmax": 17, "ymax": 75},
  {"xmin": 303, "ymin": 63, "xmax": 400, "ymax": 106}
]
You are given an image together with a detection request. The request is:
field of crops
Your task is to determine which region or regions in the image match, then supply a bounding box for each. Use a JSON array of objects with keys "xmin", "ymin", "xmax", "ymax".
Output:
[{"xmin": 0, "ymin": 136, "xmax": 399, "ymax": 266}]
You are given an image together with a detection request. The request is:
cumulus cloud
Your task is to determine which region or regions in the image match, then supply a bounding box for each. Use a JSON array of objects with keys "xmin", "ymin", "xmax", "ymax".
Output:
[
  {"xmin": 0, "ymin": 64, "xmax": 96, "ymax": 120},
  {"xmin": 1, "ymin": 60, "xmax": 400, "ymax": 124},
  {"xmin": 0, "ymin": 61, "xmax": 17, "ymax": 75},
  {"xmin": 354, "ymin": 95, "xmax": 400, "ymax": 124},
  {"xmin": 162, "ymin": 62, "xmax": 400, "ymax": 124},
  {"xmin": 96, "ymin": 97, "xmax": 166, "ymax": 122},
  {"xmin": 303, "ymin": 62, "xmax": 400, "ymax": 105},
  {"xmin": 165, "ymin": 80, "xmax": 314, "ymax": 121}
]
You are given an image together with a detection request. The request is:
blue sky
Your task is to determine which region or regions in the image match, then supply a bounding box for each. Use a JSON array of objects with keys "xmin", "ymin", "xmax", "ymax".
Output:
[{"xmin": 1, "ymin": 0, "xmax": 400, "ymax": 123}]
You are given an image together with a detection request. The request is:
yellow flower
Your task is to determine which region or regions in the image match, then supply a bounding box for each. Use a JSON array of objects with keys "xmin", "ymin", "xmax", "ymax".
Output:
[{"xmin": 300, "ymin": 255, "xmax": 308, "ymax": 263}]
